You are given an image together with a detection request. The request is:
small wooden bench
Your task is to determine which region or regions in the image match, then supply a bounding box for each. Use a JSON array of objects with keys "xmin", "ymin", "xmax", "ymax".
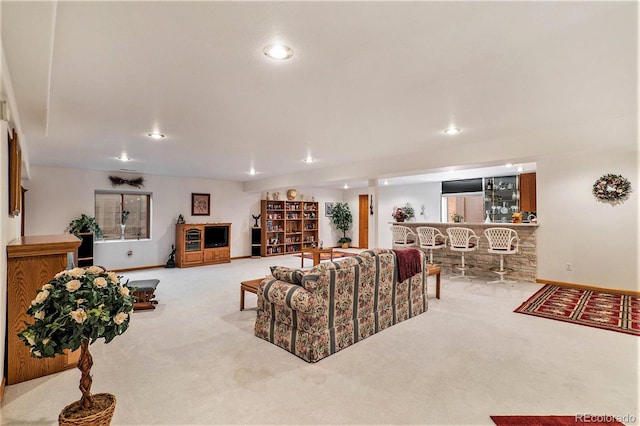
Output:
[
  {"xmin": 240, "ymin": 265, "xmax": 441, "ymax": 311},
  {"xmin": 130, "ymin": 279, "xmax": 160, "ymax": 311}
]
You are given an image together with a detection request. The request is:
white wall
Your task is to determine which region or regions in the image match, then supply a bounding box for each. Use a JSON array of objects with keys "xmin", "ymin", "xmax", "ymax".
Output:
[
  {"xmin": 1, "ymin": 15, "xmax": 24, "ymax": 386},
  {"xmin": 343, "ymin": 182, "xmax": 443, "ymax": 250},
  {"xmin": 0, "ymin": 121, "xmax": 21, "ymax": 386},
  {"xmin": 377, "ymin": 182, "xmax": 442, "ymax": 249},
  {"xmin": 24, "ymin": 167, "xmax": 345, "ymax": 269},
  {"xmin": 537, "ymin": 150, "xmax": 639, "ymax": 291}
]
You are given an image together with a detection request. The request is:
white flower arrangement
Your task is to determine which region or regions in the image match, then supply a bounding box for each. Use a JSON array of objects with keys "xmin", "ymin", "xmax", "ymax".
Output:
[{"xmin": 19, "ymin": 266, "xmax": 134, "ymax": 358}]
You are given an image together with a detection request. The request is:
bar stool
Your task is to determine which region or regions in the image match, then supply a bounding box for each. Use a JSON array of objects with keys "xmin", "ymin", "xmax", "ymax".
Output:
[
  {"xmin": 391, "ymin": 225, "xmax": 417, "ymax": 249},
  {"xmin": 416, "ymin": 226, "xmax": 448, "ymax": 265},
  {"xmin": 446, "ymin": 227, "xmax": 479, "ymax": 279},
  {"xmin": 484, "ymin": 227, "xmax": 520, "ymax": 283}
]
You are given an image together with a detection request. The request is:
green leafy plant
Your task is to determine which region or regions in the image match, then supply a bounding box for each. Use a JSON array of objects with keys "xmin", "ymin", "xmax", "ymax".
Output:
[
  {"xmin": 66, "ymin": 214, "xmax": 103, "ymax": 239},
  {"xmin": 331, "ymin": 202, "xmax": 353, "ymax": 245},
  {"xmin": 19, "ymin": 266, "xmax": 134, "ymax": 410},
  {"xmin": 451, "ymin": 212, "xmax": 464, "ymax": 223}
]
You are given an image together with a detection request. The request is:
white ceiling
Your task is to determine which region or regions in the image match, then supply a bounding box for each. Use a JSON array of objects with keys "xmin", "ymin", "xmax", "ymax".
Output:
[{"xmin": 1, "ymin": 1, "xmax": 636, "ymax": 191}]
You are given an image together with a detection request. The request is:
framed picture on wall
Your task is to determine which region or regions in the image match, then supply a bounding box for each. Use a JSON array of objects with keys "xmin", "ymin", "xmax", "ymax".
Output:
[
  {"xmin": 8, "ymin": 129, "xmax": 21, "ymax": 217},
  {"xmin": 192, "ymin": 193, "xmax": 210, "ymax": 216},
  {"xmin": 325, "ymin": 202, "xmax": 334, "ymax": 217}
]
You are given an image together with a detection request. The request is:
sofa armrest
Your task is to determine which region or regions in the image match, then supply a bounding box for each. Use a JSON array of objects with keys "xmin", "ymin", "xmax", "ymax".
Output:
[{"xmin": 259, "ymin": 278, "xmax": 317, "ymax": 313}]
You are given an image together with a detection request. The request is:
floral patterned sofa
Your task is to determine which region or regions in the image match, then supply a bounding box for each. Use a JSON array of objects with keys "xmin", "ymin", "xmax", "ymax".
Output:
[{"xmin": 254, "ymin": 248, "xmax": 428, "ymax": 362}]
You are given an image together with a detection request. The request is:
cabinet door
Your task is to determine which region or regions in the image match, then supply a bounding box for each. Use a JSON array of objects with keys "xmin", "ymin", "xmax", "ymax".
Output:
[
  {"xmin": 185, "ymin": 228, "xmax": 202, "ymax": 252},
  {"xmin": 184, "ymin": 251, "xmax": 203, "ymax": 264},
  {"xmin": 519, "ymin": 173, "xmax": 537, "ymax": 212}
]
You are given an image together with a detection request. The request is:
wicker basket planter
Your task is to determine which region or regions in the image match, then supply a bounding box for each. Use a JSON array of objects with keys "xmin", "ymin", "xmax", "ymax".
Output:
[{"xmin": 59, "ymin": 393, "xmax": 116, "ymax": 426}]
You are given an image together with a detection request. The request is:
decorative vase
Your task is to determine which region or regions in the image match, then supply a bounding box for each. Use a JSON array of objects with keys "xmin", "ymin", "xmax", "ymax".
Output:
[
  {"xmin": 120, "ymin": 224, "xmax": 126, "ymax": 239},
  {"xmin": 58, "ymin": 393, "xmax": 116, "ymax": 426},
  {"xmin": 286, "ymin": 189, "xmax": 297, "ymax": 201},
  {"xmin": 396, "ymin": 218, "xmax": 404, "ymax": 222}
]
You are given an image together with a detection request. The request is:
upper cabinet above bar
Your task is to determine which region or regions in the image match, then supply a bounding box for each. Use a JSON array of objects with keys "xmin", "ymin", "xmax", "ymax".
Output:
[{"xmin": 519, "ymin": 173, "xmax": 537, "ymax": 212}]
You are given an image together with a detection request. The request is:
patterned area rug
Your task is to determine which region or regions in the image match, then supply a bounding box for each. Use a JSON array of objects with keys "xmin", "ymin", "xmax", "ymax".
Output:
[
  {"xmin": 491, "ymin": 415, "xmax": 625, "ymax": 425},
  {"xmin": 515, "ymin": 285, "xmax": 640, "ymax": 336},
  {"xmin": 295, "ymin": 250, "xmax": 358, "ymax": 261}
]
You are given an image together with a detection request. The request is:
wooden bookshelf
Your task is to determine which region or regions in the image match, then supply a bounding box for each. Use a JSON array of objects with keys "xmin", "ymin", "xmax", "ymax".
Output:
[{"xmin": 261, "ymin": 200, "xmax": 318, "ymax": 257}]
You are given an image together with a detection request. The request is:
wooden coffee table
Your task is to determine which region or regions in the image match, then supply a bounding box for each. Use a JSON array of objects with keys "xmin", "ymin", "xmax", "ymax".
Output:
[
  {"xmin": 427, "ymin": 265, "xmax": 441, "ymax": 299},
  {"xmin": 300, "ymin": 247, "xmax": 333, "ymax": 267},
  {"xmin": 240, "ymin": 277, "xmax": 263, "ymax": 311}
]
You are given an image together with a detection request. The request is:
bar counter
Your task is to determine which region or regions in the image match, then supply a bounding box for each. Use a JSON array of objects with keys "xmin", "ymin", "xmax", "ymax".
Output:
[{"xmin": 390, "ymin": 221, "xmax": 538, "ymax": 282}]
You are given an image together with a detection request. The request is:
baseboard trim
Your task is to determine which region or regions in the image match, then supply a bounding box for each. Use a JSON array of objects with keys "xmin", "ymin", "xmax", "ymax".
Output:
[
  {"xmin": 112, "ymin": 264, "xmax": 165, "ymax": 273},
  {"xmin": 536, "ymin": 278, "xmax": 640, "ymax": 297},
  {"xmin": 0, "ymin": 376, "xmax": 5, "ymax": 402}
]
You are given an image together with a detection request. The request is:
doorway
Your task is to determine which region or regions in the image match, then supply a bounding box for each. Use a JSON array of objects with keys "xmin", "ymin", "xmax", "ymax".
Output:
[{"xmin": 358, "ymin": 194, "xmax": 369, "ymax": 249}]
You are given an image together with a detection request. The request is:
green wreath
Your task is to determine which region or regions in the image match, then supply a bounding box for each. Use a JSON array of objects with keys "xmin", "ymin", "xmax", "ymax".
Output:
[{"xmin": 592, "ymin": 173, "xmax": 631, "ymax": 202}]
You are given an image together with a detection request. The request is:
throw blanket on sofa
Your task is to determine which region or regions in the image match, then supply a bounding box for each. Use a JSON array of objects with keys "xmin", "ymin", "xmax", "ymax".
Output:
[{"xmin": 392, "ymin": 248, "xmax": 422, "ymax": 283}]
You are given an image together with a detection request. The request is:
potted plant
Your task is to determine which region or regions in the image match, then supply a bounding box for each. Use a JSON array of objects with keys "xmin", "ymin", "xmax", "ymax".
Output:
[
  {"xmin": 19, "ymin": 266, "xmax": 134, "ymax": 425},
  {"xmin": 331, "ymin": 202, "xmax": 353, "ymax": 248},
  {"xmin": 451, "ymin": 212, "xmax": 464, "ymax": 223},
  {"xmin": 66, "ymin": 214, "xmax": 103, "ymax": 239}
]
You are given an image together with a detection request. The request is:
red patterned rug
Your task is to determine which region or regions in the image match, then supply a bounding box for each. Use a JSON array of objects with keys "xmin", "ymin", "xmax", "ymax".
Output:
[
  {"xmin": 515, "ymin": 285, "xmax": 640, "ymax": 336},
  {"xmin": 491, "ymin": 415, "xmax": 625, "ymax": 425},
  {"xmin": 295, "ymin": 250, "xmax": 358, "ymax": 261}
]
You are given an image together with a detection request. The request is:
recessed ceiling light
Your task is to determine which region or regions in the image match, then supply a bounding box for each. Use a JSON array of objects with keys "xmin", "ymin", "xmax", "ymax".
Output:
[
  {"xmin": 505, "ymin": 163, "xmax": 513, "ymax": 167},
  {"xmin": 517, "ymin": 166, "xmax": 525, "ymax": 172},
  {"xmin": 443, "ymin": 127, "xmax": 461, "ymax": 135},
  {"xmin": 147, "ymin": 132, "xmax": 165, "ymax": 140},
  {"xmin": 384, "ymin": 180, "xmax": 389, "ymax": 186},
  {"xmin": 263, "ymin": 44, "xmax": 294, "ymax": 60},
  {"xmin": 303, "ymin": 155, "xmax": 315, "ymax": 163},
  {"xmin": 343, "ymin": 183, "xmax": 349, "ymax": 189},
  {"xmin": 118, "ymin": 153, "xmax": 131, "ymax": 162},
  {"xmin": 249, "ymin": 168, "xmax": 256, "ymax": 175}
]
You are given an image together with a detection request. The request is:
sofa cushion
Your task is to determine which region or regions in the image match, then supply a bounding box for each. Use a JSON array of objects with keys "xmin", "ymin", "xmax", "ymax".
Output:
[{"xmin": 270, "ymin": 266, "xmax": 304, "ymax": 285}]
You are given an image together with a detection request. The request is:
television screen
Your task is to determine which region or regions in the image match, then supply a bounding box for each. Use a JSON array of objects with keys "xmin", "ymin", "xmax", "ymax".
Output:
[{"xmin": 204, "ymin": 226, "xmax": 228, "ymax": 248}]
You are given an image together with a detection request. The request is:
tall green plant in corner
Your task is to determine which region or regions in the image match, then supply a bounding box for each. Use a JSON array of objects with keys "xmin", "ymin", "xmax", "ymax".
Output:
[
  {"xmin": 331, "ymin": 202, "xmax": 353, "ymax": 248},
  {"xmin": 66, "ymin": 214, "xmax": 103, "ymax": 239}
]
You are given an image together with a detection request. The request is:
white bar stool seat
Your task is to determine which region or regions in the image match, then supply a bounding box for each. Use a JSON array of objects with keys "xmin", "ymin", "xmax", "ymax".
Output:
[
  {"xmin": 446, "ymin": 227, "xmax": 479, "ymax": 280},
  {"xmin": 484, "ymin": 227, "xmax": 520, "ymax": 283},
  {"xmin": 416, "ymin": 226, "xmax": 448, "ymax": 265},
  {"xmin": 391, "ymin": 225, "xmax": 417, "ymax": 249}
]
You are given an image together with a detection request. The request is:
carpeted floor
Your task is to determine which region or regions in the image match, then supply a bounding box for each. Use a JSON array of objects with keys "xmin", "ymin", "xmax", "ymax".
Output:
[
  {"xmin": 2, "ymin": 255, "xmax": 638, "ymax": 425},
  {"xmin": 514, "ymin": 285, "xmax": 640, "ymax": 336},
  {"xmin": 491, "ymin": 415, "xmax": 625, "ymax": 426}
]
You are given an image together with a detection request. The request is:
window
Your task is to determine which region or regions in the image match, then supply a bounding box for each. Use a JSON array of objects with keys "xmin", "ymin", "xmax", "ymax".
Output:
[{"xmin": 95, "ymin": 192, "xmax": 151, "ymax": 240}]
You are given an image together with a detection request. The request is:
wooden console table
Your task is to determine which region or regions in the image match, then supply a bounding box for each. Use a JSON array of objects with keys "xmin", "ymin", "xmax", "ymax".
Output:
[{"xmin": 6, "ymin": 234, "xmax": 81, "ymax": 384}]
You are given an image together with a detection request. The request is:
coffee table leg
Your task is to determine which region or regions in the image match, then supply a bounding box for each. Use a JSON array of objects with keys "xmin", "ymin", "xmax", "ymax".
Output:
[
  {"xmin": 240, "ymin": 288, "xmax": 245, "ymax": 311},
  {"xmin": 436, "ymin": 272, "xmax": 441, "ymax": 299}
]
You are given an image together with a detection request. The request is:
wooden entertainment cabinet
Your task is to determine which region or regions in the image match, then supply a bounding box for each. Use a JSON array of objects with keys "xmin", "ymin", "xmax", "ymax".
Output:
[{"xmin": 175, "ymin": 223, "xmax": 231, "ymax": 267}]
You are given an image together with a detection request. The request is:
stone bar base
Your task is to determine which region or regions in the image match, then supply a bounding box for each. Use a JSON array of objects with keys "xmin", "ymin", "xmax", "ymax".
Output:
[{"xmin": 392, "ymin": 222, "xmax": 538, "ymax": 282}]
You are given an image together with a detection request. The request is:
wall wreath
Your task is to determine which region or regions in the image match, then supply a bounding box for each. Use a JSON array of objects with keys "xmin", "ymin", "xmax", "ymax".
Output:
[{"xmin": 592, "ymin": 173, "xmax": 631, "ymax": 204}]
